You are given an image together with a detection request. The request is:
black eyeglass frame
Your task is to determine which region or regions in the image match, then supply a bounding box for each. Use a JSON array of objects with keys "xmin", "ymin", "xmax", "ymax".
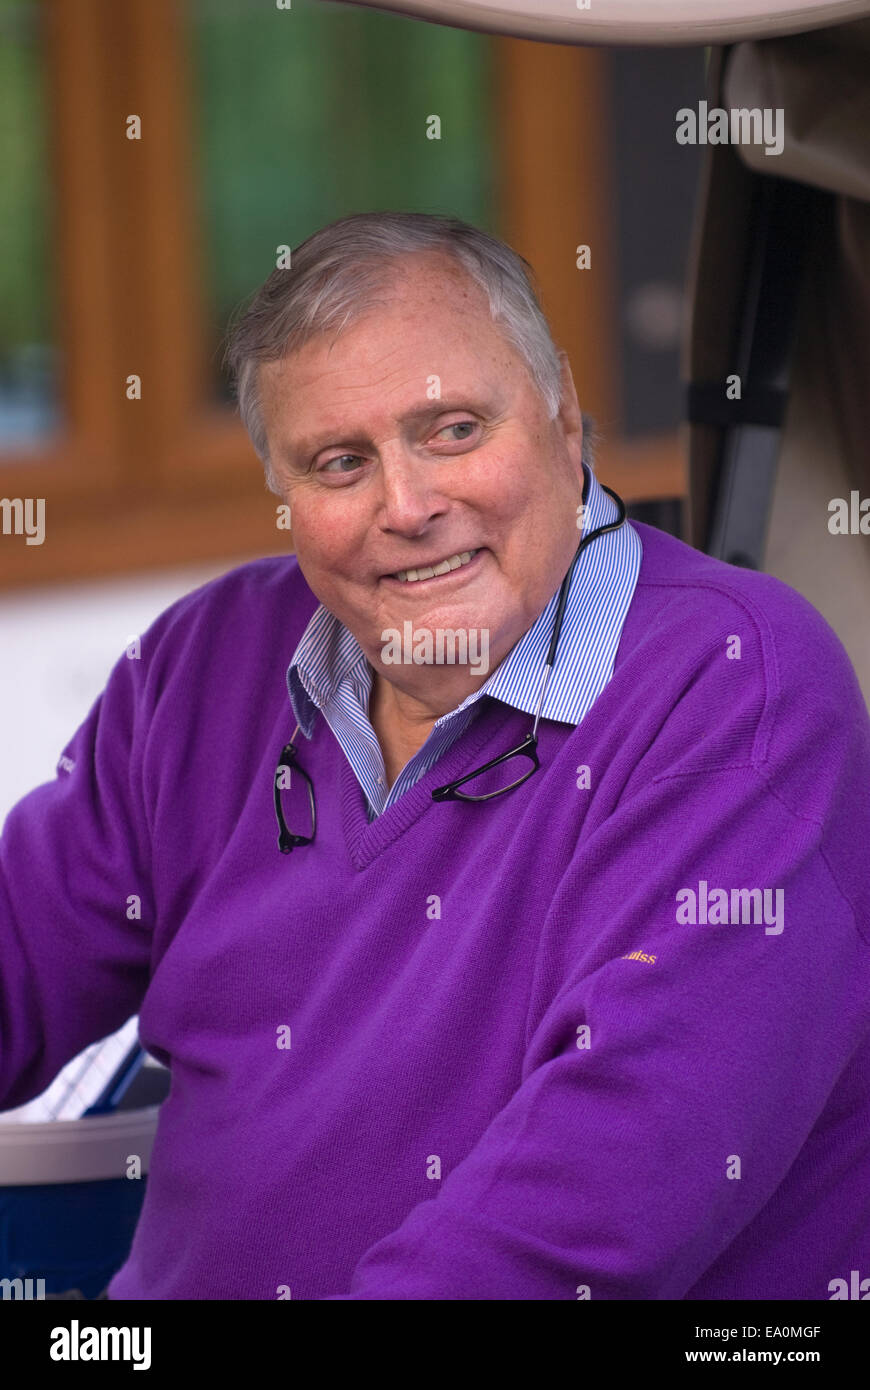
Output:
[{"xmin": 274, "ymin": 734, "xmax": 316, "ymax": 853}]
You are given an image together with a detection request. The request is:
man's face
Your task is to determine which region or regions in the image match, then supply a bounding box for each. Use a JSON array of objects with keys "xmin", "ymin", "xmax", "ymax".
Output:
[{"xmin": 258, "ymin": 253, "xmax": 585, "ymax": 697}]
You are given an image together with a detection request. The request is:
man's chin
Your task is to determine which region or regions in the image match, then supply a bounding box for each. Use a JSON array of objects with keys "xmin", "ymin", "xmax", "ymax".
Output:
[{"xmin": 370, "ymin": 604, "xmax": 498, "ymax": 681}]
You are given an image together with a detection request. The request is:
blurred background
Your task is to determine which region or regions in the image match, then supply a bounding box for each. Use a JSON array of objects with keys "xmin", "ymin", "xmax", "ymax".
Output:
[
  {"xmin": 2, "ymin": 0, "xmax": 868, "ymax": 1296},
  {"xmin": 0, "ymin": 0, "xmax": 705, "ymax": 816}
]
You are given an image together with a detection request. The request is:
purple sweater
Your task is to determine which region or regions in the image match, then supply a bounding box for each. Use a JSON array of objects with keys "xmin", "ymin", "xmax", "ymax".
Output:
[{"xmin": 1, "ymin": 521, "xmax": 869, "ymax": 1300}]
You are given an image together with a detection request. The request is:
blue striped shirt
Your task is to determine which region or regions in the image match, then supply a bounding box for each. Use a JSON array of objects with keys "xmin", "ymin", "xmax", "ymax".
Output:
[{"xmin": 287, "ymin": 464, "xmax": 643, "ymax": 819}]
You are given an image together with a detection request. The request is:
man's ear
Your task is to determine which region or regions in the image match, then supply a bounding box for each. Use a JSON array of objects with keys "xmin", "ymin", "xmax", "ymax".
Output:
[
  {"xmin": 556, "ymin": 350, "xmax": 581, "ymax": 419},
  {"xmin": 555, "ymin": 349, "xmax": 584, "ymax": 464}
]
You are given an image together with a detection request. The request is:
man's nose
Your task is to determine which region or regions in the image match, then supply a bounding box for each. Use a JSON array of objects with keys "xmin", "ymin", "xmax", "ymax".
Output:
[{"xmin": 375, "ymin": 447, "xmax": 449, "ymax": 535}]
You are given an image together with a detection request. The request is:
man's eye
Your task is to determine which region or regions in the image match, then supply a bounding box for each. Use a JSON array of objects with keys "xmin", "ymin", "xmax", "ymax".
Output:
[
  {"xmin": 320, "ymin": 455, "xmax": 363, "ymax": 474},
  {"xmin": 434, "ymin": 421, "xmax": 477, "ymax": 442}
]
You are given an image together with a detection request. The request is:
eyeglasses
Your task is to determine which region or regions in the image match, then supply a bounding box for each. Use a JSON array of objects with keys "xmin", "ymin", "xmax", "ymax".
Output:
[
  {"xmin": 274, "ymin": 480, "xmax": 627, "ymax": 849},
  {"xmin": 274, "ymin": 732, "xmax": 316, "ymax": 853}
]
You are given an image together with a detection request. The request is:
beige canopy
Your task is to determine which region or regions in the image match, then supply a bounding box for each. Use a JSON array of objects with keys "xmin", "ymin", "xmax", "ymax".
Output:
[{"xmin": 333, "ymin": 1, "xmax": 870, "ymax": 44}]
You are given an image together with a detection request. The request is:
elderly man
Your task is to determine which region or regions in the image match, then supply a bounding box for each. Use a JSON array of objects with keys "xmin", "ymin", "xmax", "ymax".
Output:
[{"xmin": 1, "ymin": 211, "xmax": 869, "ymax": 1302}]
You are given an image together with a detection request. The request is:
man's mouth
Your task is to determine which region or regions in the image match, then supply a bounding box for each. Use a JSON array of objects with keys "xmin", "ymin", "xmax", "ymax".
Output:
[{"xmin": 388, "ymin": 549, "xmax": 481, "ymax": 584}]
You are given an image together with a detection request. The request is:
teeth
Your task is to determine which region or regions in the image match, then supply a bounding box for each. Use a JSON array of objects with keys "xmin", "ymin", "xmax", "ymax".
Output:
[{"xmin": 394, "ymin": 549, "xmax": 478, "ymax": 583}]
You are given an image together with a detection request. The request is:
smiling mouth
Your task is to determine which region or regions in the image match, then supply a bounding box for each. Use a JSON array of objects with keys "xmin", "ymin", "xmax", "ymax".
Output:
[{"xmin": 389, "ymin": 549, "xmax": 481, "ymax": 584}]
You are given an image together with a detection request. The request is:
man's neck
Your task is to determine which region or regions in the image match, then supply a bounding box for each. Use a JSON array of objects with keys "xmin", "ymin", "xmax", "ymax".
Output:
[{"xmin": 367, "ymin": 671, "xmax": 444, "ymax": 787}]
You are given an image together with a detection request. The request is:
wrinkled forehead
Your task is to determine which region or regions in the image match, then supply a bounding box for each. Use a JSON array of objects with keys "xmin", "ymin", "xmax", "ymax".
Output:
[
  {"xmin": 300, "ymin": 252, "xmax": 498, "ymax": 358},
  {"xmin": 260, "ymin": 269, "xmax": 520, "ymax": 402}
]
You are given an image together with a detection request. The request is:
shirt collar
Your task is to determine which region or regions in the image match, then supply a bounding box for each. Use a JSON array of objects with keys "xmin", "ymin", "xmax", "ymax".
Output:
[{"xmin": 286, "ymin": 464, "xmax": 642, "ymax": 736}]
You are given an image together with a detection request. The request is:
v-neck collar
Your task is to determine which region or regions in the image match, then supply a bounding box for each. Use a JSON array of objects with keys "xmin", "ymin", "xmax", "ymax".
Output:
[{"xmin": 339, "ymin": 696, "xmax": 528, "ymax": 869}]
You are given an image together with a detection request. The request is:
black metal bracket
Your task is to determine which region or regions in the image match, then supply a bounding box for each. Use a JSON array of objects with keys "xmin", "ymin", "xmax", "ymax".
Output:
[{"xmin": 688, "ymin": 175, "xmax": 826, "ymax": 569}]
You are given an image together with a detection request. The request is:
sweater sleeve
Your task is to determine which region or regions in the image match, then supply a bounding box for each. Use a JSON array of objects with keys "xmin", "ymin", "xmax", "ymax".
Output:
[
  {"xmin": 0, "ymin": 646, "xmax": 155, "ymax": 1112},
  {"xmin": 321, "ymin": 752, "xmax": 870, "ymax": 1300}
]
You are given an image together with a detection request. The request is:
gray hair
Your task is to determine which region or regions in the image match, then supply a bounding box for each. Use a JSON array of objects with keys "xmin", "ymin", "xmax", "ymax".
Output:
[{"xmin": 223, "ymin": 210, "xmax": 597, "ymax": 494}]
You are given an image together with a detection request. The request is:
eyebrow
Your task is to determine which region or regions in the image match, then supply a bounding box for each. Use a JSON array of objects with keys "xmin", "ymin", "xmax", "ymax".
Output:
[{"xmin": 285, "ymin": 397, "xmax": 496, "ymax": 465}]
